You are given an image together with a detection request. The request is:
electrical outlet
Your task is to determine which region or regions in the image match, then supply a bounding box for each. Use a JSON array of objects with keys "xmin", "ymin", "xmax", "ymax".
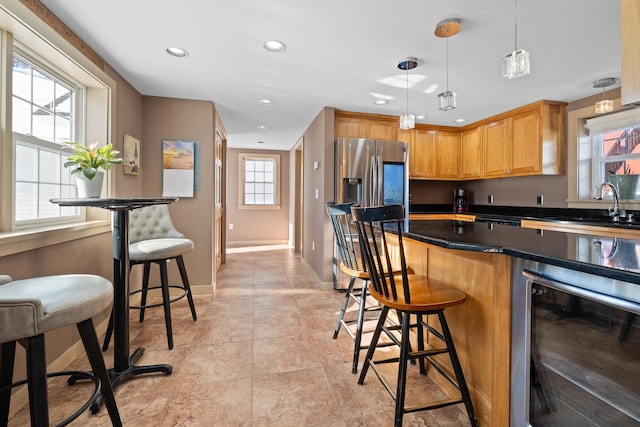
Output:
[
  {"xmin": 229, "ymin": 223, "xmax": 234, "ymax": 230},
  {"xmin": 537, "ymin": 195, "xmax": 544, "ymax": 205},
  {"xmin": 488, "ymin": 194, "xmax": 494, "ymax": 204}
]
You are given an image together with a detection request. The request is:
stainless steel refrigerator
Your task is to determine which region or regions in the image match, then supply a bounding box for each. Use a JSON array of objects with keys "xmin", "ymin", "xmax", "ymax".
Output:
[{"xmin": 332, "ymin": 137, "xmax": 409, "ymax": 289}]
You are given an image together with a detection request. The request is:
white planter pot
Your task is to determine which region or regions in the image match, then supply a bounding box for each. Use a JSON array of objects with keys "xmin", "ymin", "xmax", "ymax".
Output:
[{"xmin": 75, "ymin": 171, "xmax": 104, "ymax": 198}]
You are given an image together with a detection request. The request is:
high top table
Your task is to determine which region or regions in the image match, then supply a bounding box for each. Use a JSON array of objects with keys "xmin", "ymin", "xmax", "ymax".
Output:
[{"xmin": 50, "ymin": 197, "xmax": 177, "ymax": 410}]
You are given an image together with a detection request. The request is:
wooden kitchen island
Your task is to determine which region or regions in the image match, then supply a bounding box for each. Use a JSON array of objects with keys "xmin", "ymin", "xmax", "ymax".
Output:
[{"xmin": 394, "ymin": 218, "xmax": 640, "ymax": 426}]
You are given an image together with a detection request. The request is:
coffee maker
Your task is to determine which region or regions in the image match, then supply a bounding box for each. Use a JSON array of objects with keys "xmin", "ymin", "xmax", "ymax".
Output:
[{"xmin": 453, "ymin": 189, "xmax": 469, "ymax": 213}]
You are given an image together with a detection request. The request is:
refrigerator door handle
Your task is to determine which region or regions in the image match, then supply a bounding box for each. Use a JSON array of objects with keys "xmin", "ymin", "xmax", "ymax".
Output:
[
  {"xmin": 369, "ymin": 155, "xmax": 376, "ymax": 206},
  {"xmin": 376, "ymin": 155, "xmax": 383, "ymax": 205}
]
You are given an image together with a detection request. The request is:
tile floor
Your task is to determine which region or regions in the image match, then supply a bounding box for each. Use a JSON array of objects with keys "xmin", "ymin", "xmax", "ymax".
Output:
[{"xmin": 9, "ymin": 246, "xmax": 470, "ymax": 426}]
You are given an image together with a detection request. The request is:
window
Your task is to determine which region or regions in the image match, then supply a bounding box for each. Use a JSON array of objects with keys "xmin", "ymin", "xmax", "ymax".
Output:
[
  {"xmin": 12, "ymin": 51, "xmax": 81, "ymax": 225},
  {"xmin": 238, "ymin": 153, "xmax": 280, "ymax": 208},
  {"xmin": 580, "ymin": 110, "xmax": 640, "ymax": 201}
]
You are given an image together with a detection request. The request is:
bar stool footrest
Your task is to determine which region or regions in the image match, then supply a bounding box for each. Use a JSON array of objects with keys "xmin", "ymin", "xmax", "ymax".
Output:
[
  {"xmin": 5, "ymin": 370, "xmax": 101, "ymax": 427},
  {"xmin": 129, "ymin": 285, "xmax": 189, "ymax": 309}
]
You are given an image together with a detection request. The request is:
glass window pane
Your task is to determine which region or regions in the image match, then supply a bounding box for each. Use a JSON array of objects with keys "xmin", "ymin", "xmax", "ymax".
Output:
[
  {"xmin": 245, "ymin": 171, "xmax": 254, "ymax": 182},
  {"xmin": 245, "ymin": 194, "xmax": 254, "ymax": 204},
  {"xmin": 255, "ymin": 161, "xmax": 265, "ymax": 172},
  {"xmin": 39, "ymin": 150, "xmax": 60, "ymax": 183},
  {"xmin": 255, "ymin": 183, "xmax": 264, "ymax": 194},
  {"xmin": 15, "ymin": 182, "xmax": 37, "ymax": 221},
  {"xmin": 60, "ymin": 155, "xmax": 73, "ymax": 184},
  {"xmin": 264, "ymin": 183, "xmax": 274, "ymax": 194},
  {"xmin": 255, "ymin": 172, "xmax": 264, "ymax": 183},
  {"xmin": 255, "ymin": 194, "xmax": 265, "ymax": 204},
  {"xmin": 32, "ymin": 69, "xmax": 54, "ymax": 109},
  {"xmin": 245, "ymin": 183, "xmax": 254, "ymax": 194},
  {"xmin": 55, "ymin": 83, "xmax": 71, "ymax": 116},
  {"xmin": 12, "ymin": 97, "xmax": 31, "ymax": 135},
  {"xmin": 32, "ymin": 107, "xmax": 54, "ymax": 141},
  {"xmin": 264, "ymin": 172, "xmax": 273, "ymax": 183},
  {"xmin": 16, "ymin": 144, "xmax": 38, "ymax": 181},
  {"xmin": 39, "ymin": 184, "xmax": 60, "ymax": 218},
  {"xmin": 264, "ymin": 194, "xmax": 274, "ymax": 204},
  {"xmin": 12, "ymin": 57, "xmax": 32, "ymax": 101},
  {"xmin": 264, "ymin": 161, "xmax": 274, "ymax": 173},
  {"xmin": 245, "ymin": 160, "xmax": 254, "ymax": 172},
  {"xmin": 55, "ymin": 115, "xmax": 72, "ymax": 144}
]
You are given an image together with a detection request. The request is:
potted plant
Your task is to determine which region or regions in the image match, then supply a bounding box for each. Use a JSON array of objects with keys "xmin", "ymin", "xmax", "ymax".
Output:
[
  {"xmin": 63, "ymin": 141, "xmax": 123, "ymax": 198},
  {"xmin": 608, "ymin": 165, "xmax": 640, "ymax": 199}
]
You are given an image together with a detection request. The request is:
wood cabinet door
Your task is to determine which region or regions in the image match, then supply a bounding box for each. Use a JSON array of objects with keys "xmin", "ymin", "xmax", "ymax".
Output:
[
  {"xmin": 460, "ymin": 127, "xmax": 482, "ymax": 179},
  {"xmin": 397, "ymin": 129, "xmax": 414, "ymax": 177},
  {"xmin": 510, "ymin": 109, "xmax": 541, "ymax": 175},
  {"xmin": 366, "ymin": 119, "xmax": 397, "ymax": 140},
  {"xmin": 412, "ymin": 129, "xmax": 437, "ymax": 178},
  {"xmin": 436, "ymin": 131, "xmax": 460, "ymax": 178},
  {"xmin": 622, "ymin": 0, "xmax": 640, "ymax": 106},
  {"xmin": 335, "ymin": 116, "xmax": 365, "ymax": 138},
  {"xmin": 482, "ymin": 119, "xmax": 509, "ymax": 177}
]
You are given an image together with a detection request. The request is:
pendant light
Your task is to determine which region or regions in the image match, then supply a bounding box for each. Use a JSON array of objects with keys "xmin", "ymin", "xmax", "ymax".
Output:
[
  {"xmin": 502, "ymin": 0, "xmax": 530, "ymax": 79},
  {"xmin": 398, "ymin": 57, "xmax": 418, "ymax": 129},
  {"xmin": 593, "ymin": 78, "xmax": 616, "ymax": 114},
  {"xmin": 435, "ymin": 18, "xmax": 460, "ymax": 111}
]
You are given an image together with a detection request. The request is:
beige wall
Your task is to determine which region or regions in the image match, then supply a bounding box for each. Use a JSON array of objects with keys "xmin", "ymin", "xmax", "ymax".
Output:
[
  {"xmin": 301, "ymin": 107, "xmax": 335, "ymax": 285},
  {"xmin": 226, "ymin": 148, "xmax": 290, "ymax": 245},
  {"xmin": 141, "ymin": 96, "xmax": 216, "ymax": 291}
]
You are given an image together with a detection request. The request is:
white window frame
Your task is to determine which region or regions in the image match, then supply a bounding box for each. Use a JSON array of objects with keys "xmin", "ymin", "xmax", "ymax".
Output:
[
  {"xmin": 11, "ymin": 48, "xmax": 85, "ymax": 228},
  {"xmin": 0, "ymin": 5, "xmax": 116, "ymax": 252},
  {"xmin": 238, "ymin": 152, "xmax": 280, "ymax": 209},
  {"xmin": 569, "ymin": 105, "xmax": 640, "ymax": 209}
]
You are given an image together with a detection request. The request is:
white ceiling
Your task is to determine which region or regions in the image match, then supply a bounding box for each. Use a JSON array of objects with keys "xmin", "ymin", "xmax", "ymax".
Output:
[{"xmin": 41, "ymin": 0, "xmax": 621, "ymax": 151}]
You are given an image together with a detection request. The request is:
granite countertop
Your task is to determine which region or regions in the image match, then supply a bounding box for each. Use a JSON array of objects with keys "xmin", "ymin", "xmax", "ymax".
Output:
[{"xmin": 404, "ymin": 219, "xmax": 640, "ymax": 284}]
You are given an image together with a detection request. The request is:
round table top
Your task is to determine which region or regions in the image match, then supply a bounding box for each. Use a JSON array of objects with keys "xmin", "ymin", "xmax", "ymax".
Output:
[{"xmin": 50, "ymin": 197, "xmax": 178, "ymax": 210}]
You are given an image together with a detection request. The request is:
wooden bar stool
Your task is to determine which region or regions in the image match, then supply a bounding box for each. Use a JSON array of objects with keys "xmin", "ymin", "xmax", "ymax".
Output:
[
  {"xmin": 352, "ymin": 205, "xmax": 478, "ymax": 427},
  {"xmin": 0, "ymin": 274, "xmax": 121, "ymax": 426}
]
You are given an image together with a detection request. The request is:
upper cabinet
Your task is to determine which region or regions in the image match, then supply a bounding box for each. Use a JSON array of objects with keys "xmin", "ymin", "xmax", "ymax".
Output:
[
  {"xmin": 621, "ymin": 0, "xmax": 640, "ymax": 106},
  {"xmin": 334, "ymin": 100, "xmax": 565, "ymax": 180},
  {"xmin": 335, "ymin": 113, "xmax": 397, "ymax": 140},
  {"xmin": 479, "ymin": 101, "xmax": 565, "ymax": 179},
  {"xmin": 460, "ymin": 127, "xmax": 482, "ymax": 179}
]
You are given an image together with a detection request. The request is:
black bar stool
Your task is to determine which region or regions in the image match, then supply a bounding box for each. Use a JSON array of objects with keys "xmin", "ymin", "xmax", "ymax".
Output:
[{"xmin": 352, "ymin": 205, "xmax": 478, "ymax": 427}]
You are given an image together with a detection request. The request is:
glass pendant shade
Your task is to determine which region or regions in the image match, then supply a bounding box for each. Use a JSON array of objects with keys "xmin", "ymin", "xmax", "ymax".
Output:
[
  {"xmin": 437, "ymin": 91, "xmax": 457, "ymax": 111},
  {"xmin": 399, "ymin": 114, "xmax": 415, "ymax": 130},
  {"xmin": 501, "ymin": 48, "xmax": 530, "ymax": 79},
  {"xmin": 595, "ymin": 99, "xmax": 613, "ymax": 114}
]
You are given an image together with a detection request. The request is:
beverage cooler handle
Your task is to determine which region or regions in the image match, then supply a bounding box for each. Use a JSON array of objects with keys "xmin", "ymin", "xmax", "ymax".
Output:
[
  {"xmin": 376, "ymin": 156, "xmax": 383, "ymax": 205},
  {"xmin": 522, "ymin": 269, "xmax": 640, "ymax": 315}
]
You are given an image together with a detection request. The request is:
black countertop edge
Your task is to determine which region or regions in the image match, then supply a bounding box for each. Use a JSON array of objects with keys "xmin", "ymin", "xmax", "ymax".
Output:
[
  {"xmin": 401, "ymin": 223, "xmax": 640, "ymax": 284},
  {"xmin": 409, "ymin": 204, "xmax": 640, "ymax": 228}
]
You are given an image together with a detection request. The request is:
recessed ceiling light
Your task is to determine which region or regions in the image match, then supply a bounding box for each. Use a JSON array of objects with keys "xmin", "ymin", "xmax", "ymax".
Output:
[
  {"xmin": 416, "ymin": 115, "xmax": 427, "ymax": 120},
  {"xmin": 374, "ymin": 100, "xmax": 388, "ymax": 105},
  {"xmin": 264, "ymin": 40, "xmax": 286, "ymax": 52},
  {"xmin": 257, "ymin": 141, "xmax": 265, "ymax": 144},
  {"xmin": 166, "ymin": 47, "xmax": 189, "ymax": 57},
  {"xmin": 257, "ymin": 125, "xmax": 269, "ymax": 130},
  {"xmin": 258, "ymin": 99, "xmax": 274, "ymax": 105},
  {"xmin": 455, "ymin": 118, "xmax": 467, "ymax": 123}
]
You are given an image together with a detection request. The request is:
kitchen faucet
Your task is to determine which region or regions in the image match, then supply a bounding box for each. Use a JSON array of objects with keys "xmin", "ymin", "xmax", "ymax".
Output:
[{"xmin": 594, "ymin": 182, "xmax": 620, "ymax": 222}]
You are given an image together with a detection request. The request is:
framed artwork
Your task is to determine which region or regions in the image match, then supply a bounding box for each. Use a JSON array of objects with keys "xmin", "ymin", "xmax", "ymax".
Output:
[
  {"xmin": 123, "ymin": 134, "xmax": 140, "ymax": 175},
  {"xmin": 162, "ymin": 139, "xmax": 197, "ymax": 197}
]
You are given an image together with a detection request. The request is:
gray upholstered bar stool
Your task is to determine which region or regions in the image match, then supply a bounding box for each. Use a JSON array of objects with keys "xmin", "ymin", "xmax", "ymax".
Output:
[
  {"xmin": 0, "ymin": 274, "xmax": 121, "ymax": 426},
  {"xmin": 103, "ymin": 204, "xmax": 197, "ymax": 350}
]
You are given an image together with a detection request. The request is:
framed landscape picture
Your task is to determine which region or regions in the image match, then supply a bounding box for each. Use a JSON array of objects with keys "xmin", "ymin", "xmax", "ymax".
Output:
[{"xmin": 123, "ymin": 134, "xmax": 140, "ymax": 175}]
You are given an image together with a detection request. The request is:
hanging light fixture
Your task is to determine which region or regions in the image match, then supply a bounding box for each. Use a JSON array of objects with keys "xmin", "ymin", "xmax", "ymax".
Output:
[
  {"xmin": 593, "ymin": 78, "xmax": 616, "ymax": 114},
  {"xmin": 435, "ymin": 18, "xmax": 461, "ymax": 111},
  {"xmin": 398, "ymin": 57, "xmax": 418, "ymax": 129},
  {"xmin": 502, "ymin": 0, "xmax": 530, "ymax": 79}
]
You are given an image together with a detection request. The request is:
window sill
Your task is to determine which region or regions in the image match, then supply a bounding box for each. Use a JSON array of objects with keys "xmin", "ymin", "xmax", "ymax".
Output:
[
  {"xmin": 238, "ymin": 205, "xmax": 281, "ymax": 210},
  {"xmin": 0, "ymin": 220, "xmax": 111, "ymax": 257}
]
